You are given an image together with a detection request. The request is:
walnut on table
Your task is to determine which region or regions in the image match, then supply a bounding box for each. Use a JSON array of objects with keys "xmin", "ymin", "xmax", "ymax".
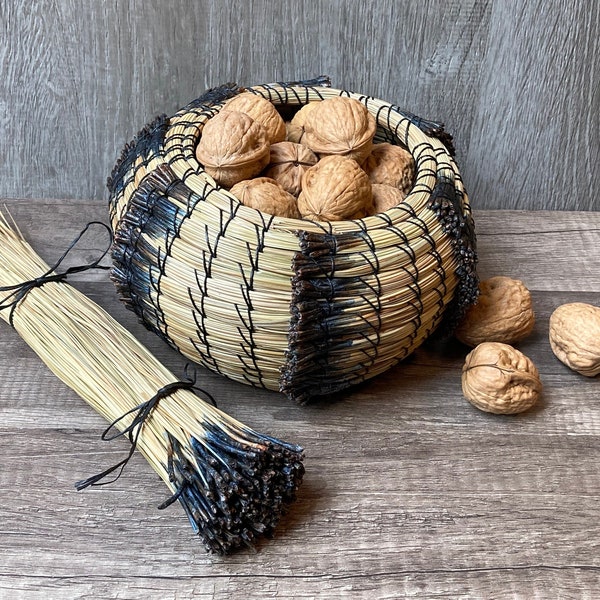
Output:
[
  {"xmin": 455, "ymin": 276, "xmax": 535, "ymax": 347},
  {"xmin": 549, "ymin": 302, "xmax": 600, "ymax": 377},
  {"xmin": 462, "ymin": 342, "xmax": 542, "ymax": 414}
]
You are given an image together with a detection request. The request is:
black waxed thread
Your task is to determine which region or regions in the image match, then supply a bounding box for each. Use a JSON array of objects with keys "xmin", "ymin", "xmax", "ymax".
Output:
[
  {"xmin": 189, "ymin": 271, "xmax": 221, "ymax": 375},
  {"xmin": 385, "ymin": 219, "xmax": 426, "ymax": 340},
  {"xmin": 234, "ymin": 215, "xmax": 274, "ymax": 388},
  {"xmin": 107, "ymin": 113, "xmax": 169, "ymax": 197},
  {"xmin": 75, "ymin": 364, "xmax": 216, "ymax": 491},
  {"xmin": 0, "ymin": 221, "xmax": 112, "ymax": 328},
  {"xmin": 149, "ymin": 197, "xmax": 186, "ymax": 352},
  {"xmin": 353, "ymin": 241, "xmax": 383, "ymax": 371}
]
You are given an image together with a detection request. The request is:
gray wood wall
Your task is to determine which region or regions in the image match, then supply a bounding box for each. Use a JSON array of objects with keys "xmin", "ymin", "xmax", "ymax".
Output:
[{"xmin": 1, "ymin": 0, "xmax": 598, "ymax": 210}]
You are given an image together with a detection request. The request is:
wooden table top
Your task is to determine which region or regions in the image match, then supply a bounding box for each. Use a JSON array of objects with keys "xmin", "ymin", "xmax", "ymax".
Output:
[{"xmin": 1, "ymin": 199, "xmax": 599, "ymax": 599}]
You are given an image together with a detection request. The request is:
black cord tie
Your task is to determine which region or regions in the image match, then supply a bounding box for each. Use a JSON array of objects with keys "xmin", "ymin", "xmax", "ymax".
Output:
[
  {"xmin": 75, "ymin": 364, "xmax": 217, "ymax": 491},
  {"xmin": 0, "ymin": 221, "xmax": 112, "ymax": 327}
]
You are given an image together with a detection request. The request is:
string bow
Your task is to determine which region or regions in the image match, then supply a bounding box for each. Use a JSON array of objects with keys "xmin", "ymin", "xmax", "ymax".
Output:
[{"xmin": 76, "ymin": 364, "xmax": 216, "ymax": 490}]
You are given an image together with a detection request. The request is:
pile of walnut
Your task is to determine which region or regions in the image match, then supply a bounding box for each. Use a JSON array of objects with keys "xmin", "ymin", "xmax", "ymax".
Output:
[
  {"xmin": 456, "ymin": 275, "xmax": 600, "ymax": 415},
  {"xmin": 195, "ymin": 93, "xmax": 415, "ymax": 221}
]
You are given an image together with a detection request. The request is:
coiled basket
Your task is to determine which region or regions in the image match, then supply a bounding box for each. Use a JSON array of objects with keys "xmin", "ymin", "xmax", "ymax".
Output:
[{"xmin": 107, "ymin": 77, "xmax": 478, "ymax": 403}]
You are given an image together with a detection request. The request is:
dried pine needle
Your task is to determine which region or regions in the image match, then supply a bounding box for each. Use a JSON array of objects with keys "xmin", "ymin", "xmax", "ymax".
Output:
[{"xmin": 0, "ymin": 215, "xmax": 304, "ymax": 554}]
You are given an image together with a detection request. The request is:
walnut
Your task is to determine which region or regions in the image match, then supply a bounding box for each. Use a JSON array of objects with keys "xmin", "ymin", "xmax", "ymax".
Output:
[
  {"xmin": 363, "ymin": 142, "xmax": 415, "ymax": 194},
  {"xmin": 223, "ymin": 92, "xmax": 287, "ymax": 144},
  {"xmin": 303, "ymin": 96, "xmax": 377, "ymax": 164},
  {"xmin": 549, "ymin": 302, "xmax": 600, "ymax": 377},
  {"xmin": 371, "ymin": 183, "xmax": 406, "ymax": 214},
  {"xmin": 262, "ymin": 141, "xmax": 318, "ymax": 197},
  {"xmin": 455, "ymin": 276, "xmax": 535, "ymax": 347},
  {"xmin": 195, "ymin": 110, "xmax": 270, "ymax": 188},
  {"xmin": 230, "ymin": 177, "xmax": 301, "ymax": 219},
  {"xmin": 297, "ymin": 155, "xmax": 373, "ymax": 222},
  {"xmin": 462, "ymin": 342, "xmax": 542, "ymax": 414},
  {"xmin": 286, "ymin": 102, "xmax": 319, "ymax": 144}
]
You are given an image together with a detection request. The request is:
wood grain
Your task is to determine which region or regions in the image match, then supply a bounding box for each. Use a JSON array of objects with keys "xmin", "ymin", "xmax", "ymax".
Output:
[
  {"xmin": 0, "ymin": 0, "xmax": 598, "ymax": 210},
  {"xmin": 0, "ymin": 198, "xmax": 599, "ymax": 599}
]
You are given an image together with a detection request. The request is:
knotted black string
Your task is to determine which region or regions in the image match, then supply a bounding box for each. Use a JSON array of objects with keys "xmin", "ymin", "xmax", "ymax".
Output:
[
  {"xmin": 76, "ymin": 364, "xmax": 217, "ymax": 491},
  {"xmin": 0, "ymin": 221, "xmax": 113, "ymax": 327}
]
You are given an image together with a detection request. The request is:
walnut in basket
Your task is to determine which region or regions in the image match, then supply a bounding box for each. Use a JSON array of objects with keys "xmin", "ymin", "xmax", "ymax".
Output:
[
  {"xmin": 303, "ymin": 96, "xmax": 377, "ymax": 164},
  {"xmin": 286, "ymin": 102, "xmax": 320, "ymax": 144},
  {"xmin": 371, "ymin": 183, "xmax": 407, "ymax": 214},
  {"xmin": 223, "ymin": 92, "xmax": 287, "ymax": 144},
  {"xmin": 363, "ymin": 142, "xmax": 415, "ymax": 195},
  {"xmin": 230, "ymin": 177, "xmax": 301, "ymax": 219},
  {"xmin": 298, "ymin": 155, "xmax": 373, "ymax": 222},
  {"xmin": 195, "ymin": 110, "xmax": 270, "ymax": 188},
  {"xmin": 263, "ymin": 141, "xmax": 318, "ymax": 197}
]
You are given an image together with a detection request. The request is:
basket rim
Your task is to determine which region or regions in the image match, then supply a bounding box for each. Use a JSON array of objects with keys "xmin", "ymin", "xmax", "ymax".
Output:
[{"xmin": 162, "ymin": 82, "xmax": 464, "ymax": 238}]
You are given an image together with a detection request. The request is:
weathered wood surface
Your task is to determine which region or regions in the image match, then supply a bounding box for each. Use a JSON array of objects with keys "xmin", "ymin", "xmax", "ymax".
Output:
[
  {"xmin": 0, "ymin": 0, "xmax": 598, "ymax": 210},
  {"xmin": 0, "ymin": 199, "xmax": 599, "ymax": 599}
]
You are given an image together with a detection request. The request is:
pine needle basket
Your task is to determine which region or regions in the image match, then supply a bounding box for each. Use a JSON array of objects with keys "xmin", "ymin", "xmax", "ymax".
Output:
[{"xmin": 108, "ymin": 77, "xmax": 478, "ymax": 404}]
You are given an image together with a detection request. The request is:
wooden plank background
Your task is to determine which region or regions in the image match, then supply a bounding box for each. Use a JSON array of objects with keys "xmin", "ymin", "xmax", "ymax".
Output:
[{"xmin": 0, "ymin": 0, "xmax": 598, "ymax": 210}]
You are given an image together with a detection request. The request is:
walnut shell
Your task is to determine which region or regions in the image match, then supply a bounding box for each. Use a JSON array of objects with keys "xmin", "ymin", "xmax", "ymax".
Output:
[
  {"xmin": 195, "ymin": 110, "xmax": 270, "ymax": 188},
  {"xmin": 230, "ymin": 177, "xmax": 300, "ymax": 219},
  {"xmin": 363, "ymin": 142, "xmax": 415, "ymax": 194},
  {"xmin": 462, "ymin": 342, "xmax": 542, "ymax": 414},
  {"xmin": 297, "ymin": 155, "xmax": 373, "ymax": 222},
  {"xmin": 303, "ymin": 96, "xmax": 377, "ymax": 164},
  {"xmin": 286, "ymin": 102, "xmax": 320, "ymax": 144},
  {"xmin": 223, "ymin": 92, "xmax": 287, "ymax": 144},
  {"xmin": 262, "ymin": 141, "xmax": 318, "ymax": 196},
  {"xmin": 549, "ymin": 302, "xmax": 600, "ymax": 377},
  {"xmin": 371, "ymin": 183, "xmax": 406, "ymax": 214},
  {"xmin": 455, "ymin": 276, "xmax": 535, "ymax": 347}
]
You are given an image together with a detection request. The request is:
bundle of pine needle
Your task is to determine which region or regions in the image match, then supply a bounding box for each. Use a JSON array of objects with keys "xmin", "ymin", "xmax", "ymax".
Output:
[{"xmin": 0, "ymin": 214, "xmax": 304, "ymax": 554}]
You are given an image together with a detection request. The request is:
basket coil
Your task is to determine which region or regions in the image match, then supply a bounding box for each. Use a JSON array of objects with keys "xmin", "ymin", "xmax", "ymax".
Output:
[{"xmin": 108, "ymin": 77, "xmax": 478, "ymax": 403}]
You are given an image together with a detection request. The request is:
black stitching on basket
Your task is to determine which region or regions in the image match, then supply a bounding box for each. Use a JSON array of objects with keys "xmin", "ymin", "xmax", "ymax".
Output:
[
  {"xmin": 188, "ymin": 281, "xmax": 221, "ymax": 376},
  {"xmin": 178, "ymin": 83, "xmax": 242, "ymax": 112},
  {"xmin": 150, "ymin": 246, "xmax": 172, "ymax": 345},
  {"xmin": 111, "ymin": 173, "xmax": 171, "ymax": 346},
  {"xmin": 107, "ymin": 114, "xmax": 169, "ymax": 197},
  {"xmin": 252, "ymin": 77, "xmax": 331, "ymax": 106},
  {"xmin": 389, "ymin": 106, "xmax": 456, "ymax": 157}
]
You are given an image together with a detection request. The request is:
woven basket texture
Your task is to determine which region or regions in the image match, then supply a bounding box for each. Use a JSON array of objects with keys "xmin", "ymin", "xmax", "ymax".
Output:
[{"xmin": 107, "ymin": 78, "xmax": 478, "ymax": 403}]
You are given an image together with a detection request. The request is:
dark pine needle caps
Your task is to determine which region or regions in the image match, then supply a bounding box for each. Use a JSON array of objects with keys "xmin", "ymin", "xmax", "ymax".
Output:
[{"xmin": 161, "ymin": 423, "xmax": 305, "ymax": 554}]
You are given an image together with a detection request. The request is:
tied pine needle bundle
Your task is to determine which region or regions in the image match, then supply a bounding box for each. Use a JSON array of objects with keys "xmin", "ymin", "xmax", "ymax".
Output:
[{"xmin": 0, "ymin": 215, "xmax": 304, "ymax": 554}]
